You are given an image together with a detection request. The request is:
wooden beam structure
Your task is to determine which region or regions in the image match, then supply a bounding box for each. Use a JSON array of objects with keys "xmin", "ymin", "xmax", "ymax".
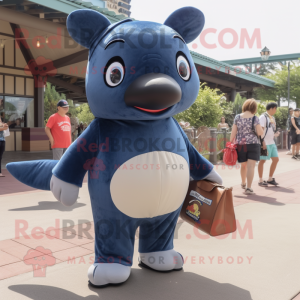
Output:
[
  {"xmin": 40, "ymin": 49, "xmax": 88, "ymax": 73},
  {"xmin": 47, "ymin": 76, "xmax": 85, "ymax": 96}
]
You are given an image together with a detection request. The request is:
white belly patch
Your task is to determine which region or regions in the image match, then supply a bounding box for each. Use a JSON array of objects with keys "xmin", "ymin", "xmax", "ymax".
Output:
[{"xmin": 110, "ymin": 151, "xmax": 189, "ymax": 218}]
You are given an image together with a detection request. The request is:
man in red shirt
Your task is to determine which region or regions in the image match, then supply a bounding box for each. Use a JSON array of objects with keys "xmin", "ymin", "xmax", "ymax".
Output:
[{"xmin": 45, "ymin": 100, "xmax": 72, "ymax": 160}]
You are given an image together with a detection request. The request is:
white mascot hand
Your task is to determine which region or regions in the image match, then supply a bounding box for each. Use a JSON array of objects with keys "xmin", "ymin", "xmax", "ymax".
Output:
[
  {"xmin": 50, "ymin": 175, "xmax": 79, "ymax": 206},
  {"xmin": 203, "ymin": 169, "xmax": 223, "ymax": 185}
]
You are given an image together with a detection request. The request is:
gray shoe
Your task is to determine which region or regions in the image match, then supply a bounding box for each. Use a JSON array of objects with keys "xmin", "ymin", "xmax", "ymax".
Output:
[
  {"xmin": 258, "ymin": 181, "xmax": 268, "ymax": 187},
  {"xmin": 244, "ymin": 188, "xmax": 254, "ymax": 194}
]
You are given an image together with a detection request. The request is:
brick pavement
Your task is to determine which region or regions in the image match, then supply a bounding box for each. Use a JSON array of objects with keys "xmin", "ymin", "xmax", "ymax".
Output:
[
  {"xmin": 1, "ymin": 166, "xmax": 299, "ymax": 281},
  {"xmin": 0, "ymin": 149, "xmax": 299, "ymax": 300}
]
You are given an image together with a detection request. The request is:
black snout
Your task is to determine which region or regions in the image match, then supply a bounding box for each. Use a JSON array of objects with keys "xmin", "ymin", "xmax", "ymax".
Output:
[{"xmin": 124, "ymin": 73, "xmax": 182, "ymax": 110}]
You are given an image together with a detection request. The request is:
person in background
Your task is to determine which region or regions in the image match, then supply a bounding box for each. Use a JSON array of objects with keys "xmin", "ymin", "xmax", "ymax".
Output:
[
  {"xmin": 0, "ymin": 115, "xmax": 9, "ymax": 177},
  {"xmin": 45, "ymin": 100, "xmax": 72, "ymax": 160},
  {"xmin": 286, "ymin": 108, "xmax": 294, "ymax": 155},
  {"xmin": 78, "ymin": 123, "xmax": 83, "ymax": 137},
  {"xmin": 83, "ymin": 123, "xmax": 88, "ymax": 131},
  {"xmin": 15, "ymin": 118, "xmax": 21, "ymax": 127},
  {"xmin": 290, "ymin": 108, "xmax": 300, "ymax": 160},
  {"xmin": 217, "ymin": 116, "xmax": 229, "ymax": 131},
  {"xmin": 230, "ymin": 99, "xmax": 264, "ymax": 194},
  {"xmin": 258, "ymin": 102, "xmax": 280, "ymax": 186},
  {"xmin": 67, "ymin": 112, "xmax": 79, "ymax": 142}
]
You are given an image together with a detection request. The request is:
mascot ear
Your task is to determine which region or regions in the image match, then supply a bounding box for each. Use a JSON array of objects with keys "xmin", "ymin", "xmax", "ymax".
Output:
[
  {"xmin": 164, "ymin": 7, "xmax": 205, "ymax": 44},
  {"xmin": 67, "ymin": 9, "xmax": 111, "ymax": 48}
]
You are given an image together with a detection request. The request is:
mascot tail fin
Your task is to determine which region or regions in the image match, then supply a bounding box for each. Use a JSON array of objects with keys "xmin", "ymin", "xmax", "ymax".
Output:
[{"xmin": 6, "ymin": 160, "xmax": 59, "ymax": 190}]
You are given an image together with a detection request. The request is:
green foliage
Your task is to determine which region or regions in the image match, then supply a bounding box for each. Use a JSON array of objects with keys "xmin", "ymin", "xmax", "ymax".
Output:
[
  {"xmin": 254, "ymin": 62, "xmax": 300, "ymax": 107},
  {"xmin": 44, "ymin": 82, "xmax": 66, "ymax": 123},
  {"xmin": 255, "ymin": 63, "xmax": 278, "ymax": 76},
  {"xmin": 256, "ymin": 102, "xmax": 267, "ymax": 116},
  {"xmin": 76, "ymin": 103, "xmax": 95, "ymax": 124},
  {"xmin": 174, "ymin": 83, "xmax": 224, "ymax": 128},
  {"xmin": 274, "ymin": 107, "xmax": 288, "ymax": 129},
  {"xmin": 233, "ymin": 93, "xmax": 247, "ymax": 115},
  {"xmin": 219, "ymin": 97, "xmax": 234, "ymax": 127},
  {"xmin": 4, "ymin": 101, "xmax": 17, "ymax": 113}
]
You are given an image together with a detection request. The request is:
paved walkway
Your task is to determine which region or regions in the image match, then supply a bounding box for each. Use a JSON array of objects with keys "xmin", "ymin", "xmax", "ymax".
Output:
[{"xmin": 0, "ymin": 150, "xmax": 300, "ymax": 300}]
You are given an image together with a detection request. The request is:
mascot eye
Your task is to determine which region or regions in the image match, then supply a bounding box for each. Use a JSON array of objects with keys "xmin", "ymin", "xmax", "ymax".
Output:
[
  {"xmin": 105, "ymin": 62, "xmax": 124, "ymax": 87},
  {"xmin": 176, "ymin": 55, "xmax": 190, "ymax": 81}
]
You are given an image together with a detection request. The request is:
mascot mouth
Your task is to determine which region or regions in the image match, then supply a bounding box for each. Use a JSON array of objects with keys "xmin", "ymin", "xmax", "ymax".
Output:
[
  {"xmin": 134, "ymin": 106, "xmax": 169, "ymax": 113},
  {"xmin": 125, "ymin": 73, "xmax": 182, "ymax": 113}
]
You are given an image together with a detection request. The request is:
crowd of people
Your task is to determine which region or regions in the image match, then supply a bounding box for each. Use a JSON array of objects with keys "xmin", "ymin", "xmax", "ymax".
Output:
[{"xmin": 229, "ymin": 99, "xmax": 300, "ymax": 195}]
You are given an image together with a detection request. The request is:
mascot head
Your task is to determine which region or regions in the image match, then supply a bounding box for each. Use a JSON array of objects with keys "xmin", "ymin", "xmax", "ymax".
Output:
[{"xmin": 67, "ymin": 7, "xmax": 205, "ymax": 120}]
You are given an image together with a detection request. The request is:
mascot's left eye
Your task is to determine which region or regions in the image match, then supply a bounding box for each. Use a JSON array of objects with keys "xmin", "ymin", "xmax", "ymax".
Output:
[
  {"xmin": 176, "ymin": 55, "xmax": 190, "ymax": 81},
  {"xmin": 105, "ymin": 62, "xmax": 124, "ymax": 87}
]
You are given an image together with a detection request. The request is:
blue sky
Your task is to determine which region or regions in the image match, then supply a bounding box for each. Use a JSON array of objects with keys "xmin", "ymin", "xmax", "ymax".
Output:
[{"xmin": 130, "ymin": 0, "xmax": 299, "ymax": 62}]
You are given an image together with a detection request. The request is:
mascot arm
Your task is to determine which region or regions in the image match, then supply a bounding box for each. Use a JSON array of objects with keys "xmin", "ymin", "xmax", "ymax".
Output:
[
  {"xmin": 50, "ymin": 120, "xmax": 99, "ymax": 206},
  {"xmin": 173, "ymin": 118, "xmax": 222, "ymax": 185},
  {"xmin": 50, "ymin": 120, "xmax": 101, "ymax": 205},
  {"xmin": 50, "ymin": 175, "xmax": 79, "ymax": 206}
]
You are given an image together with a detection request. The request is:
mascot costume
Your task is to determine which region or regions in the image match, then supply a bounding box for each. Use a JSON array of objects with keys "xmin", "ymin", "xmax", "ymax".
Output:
[{"xmin": 7, "ymin": 6, "xmax": 222, "ymax": 287}]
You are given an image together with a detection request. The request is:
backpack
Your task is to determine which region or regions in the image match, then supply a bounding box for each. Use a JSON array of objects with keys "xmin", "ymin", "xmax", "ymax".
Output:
[{"xmin": 222, "ymin": 142, "xmax": 237, "ymax": 166}]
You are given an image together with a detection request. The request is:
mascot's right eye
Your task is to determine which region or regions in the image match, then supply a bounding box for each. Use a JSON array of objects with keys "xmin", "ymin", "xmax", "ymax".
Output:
[
  {"xmin": 176, "ymin": 53, "xmax": 191, "ymax": 81},
  {"xmin": 105, "ymin": 61, "xmax": 124, "ymax": 87}
]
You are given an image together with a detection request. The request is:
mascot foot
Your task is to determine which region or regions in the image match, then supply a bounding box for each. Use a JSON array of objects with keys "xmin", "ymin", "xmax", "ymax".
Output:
[
  {"xmin": 138, "ymin": 249, "xmax": 183, "ymax": 272},
  {"xmin": 88, "ymin": 263, "xmax": 131, "ymax": 288}
]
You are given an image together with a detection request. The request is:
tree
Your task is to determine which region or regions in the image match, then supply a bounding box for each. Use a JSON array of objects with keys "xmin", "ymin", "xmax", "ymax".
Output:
[
  {"xmin": 174, "ymin": 83, "xmax": 224, "ymax": 128},
  {"xmin": 256, "ymin": 102, "xmax": 266, "ymax": 116},
  {"xmin": 254, "ymin": 62, "xmax": 300, "ymax": 107},
  {"xmin": 254, "ymin": 62, "xmax": 278, "ymax": 76},
  {"xmin": 233, "ymin": 93, "xmax": 247, "ymax": 115},
  {"xmin": 219, "ymin": 97, "xmax": 235, "ymax": 127},
  {"xmin": 76, "ymin": 103, "xmax": 95, "ymax": 124}
]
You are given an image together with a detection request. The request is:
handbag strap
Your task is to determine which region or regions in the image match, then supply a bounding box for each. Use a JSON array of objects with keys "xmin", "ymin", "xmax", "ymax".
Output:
[
  {"xmin": 251, "ymin": 116, "xmax": 256, "ymax": 134},
  {"xmin": 260, "ymin": 114, "xmax": 269, "ymax": 142}
]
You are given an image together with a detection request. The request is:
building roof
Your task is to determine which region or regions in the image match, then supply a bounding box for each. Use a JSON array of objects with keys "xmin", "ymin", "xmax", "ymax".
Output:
[
  {"xmin": 30, "ymin": 0, "xmax": 133, "ymax": 23},
  {"xmin": 222, "ymin": 53, "xmax": 300, "ymax": 66},
  {"xmin": 191, "ymin": 51, "xmax": 275, "ymax": 88}
]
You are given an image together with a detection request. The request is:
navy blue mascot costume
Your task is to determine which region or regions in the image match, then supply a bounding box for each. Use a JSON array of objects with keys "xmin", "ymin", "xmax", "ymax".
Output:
[{"xmin": 7, "ymin": 6, "xmax": 222, "ymax": 287}]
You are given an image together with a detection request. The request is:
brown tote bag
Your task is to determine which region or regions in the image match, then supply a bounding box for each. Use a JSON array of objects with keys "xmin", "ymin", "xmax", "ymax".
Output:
[{"xmin": 180, "ymin": 180, "xmax": 237, "ymax": 236}]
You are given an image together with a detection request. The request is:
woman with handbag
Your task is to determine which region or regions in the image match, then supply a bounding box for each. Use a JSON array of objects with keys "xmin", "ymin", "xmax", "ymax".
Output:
[
  {"xmin": 0, "ymin": 115, "xmax": 9, "ymax": 178},
  {"xmin": 230, "ymin": 99, "xmax": 264, "ymax": 194}
]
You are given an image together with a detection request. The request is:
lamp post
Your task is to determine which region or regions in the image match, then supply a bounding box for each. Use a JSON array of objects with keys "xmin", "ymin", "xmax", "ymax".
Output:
[
  {"xmin": 260, "ymin": 47, "xmax": 271, "ymax": 61},
  {"xmin": 258, "ymin": 46, "xmax": 271, "ymax": 75}
]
